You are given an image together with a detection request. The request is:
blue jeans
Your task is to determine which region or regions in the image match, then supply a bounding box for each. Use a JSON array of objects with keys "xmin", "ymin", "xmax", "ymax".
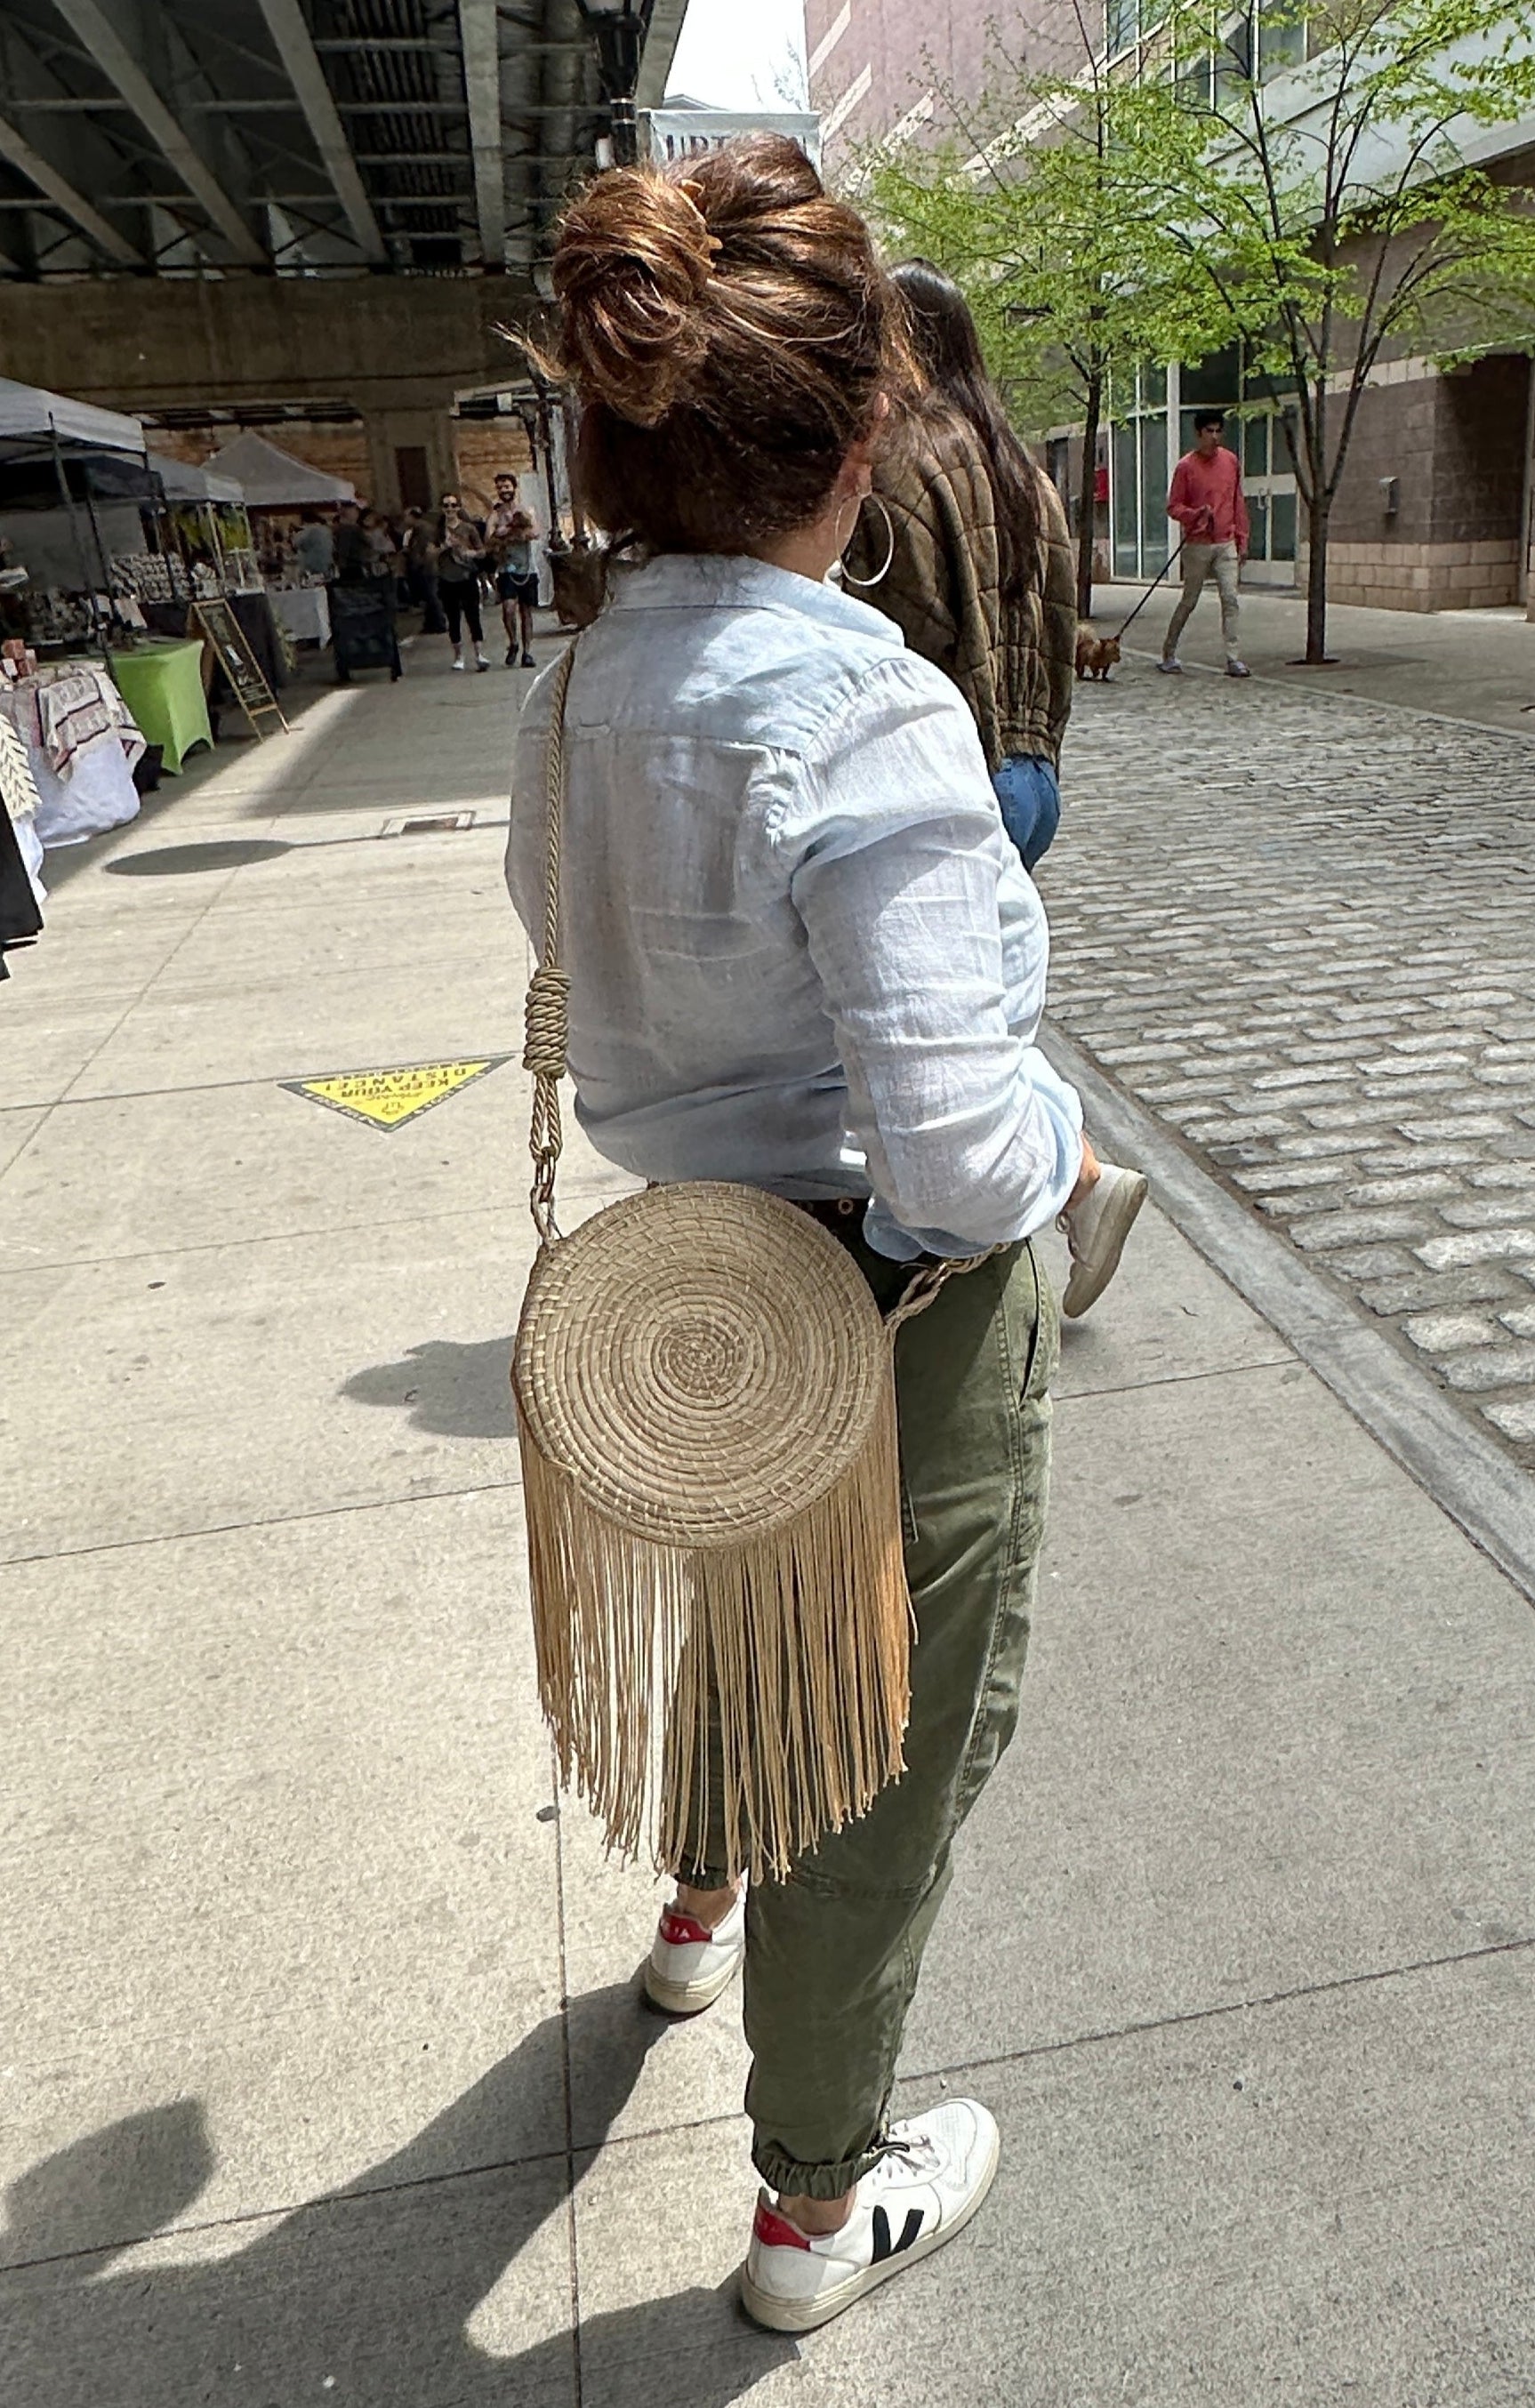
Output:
[{"xmin": 992, "ymin": 754, "xmax": 1061, "ymax": 873}]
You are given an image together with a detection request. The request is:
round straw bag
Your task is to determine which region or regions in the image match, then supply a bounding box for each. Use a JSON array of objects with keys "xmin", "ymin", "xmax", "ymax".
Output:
[{"xmin": 512, "ymin": 643, "xmax": 992, "ymax": 1882}]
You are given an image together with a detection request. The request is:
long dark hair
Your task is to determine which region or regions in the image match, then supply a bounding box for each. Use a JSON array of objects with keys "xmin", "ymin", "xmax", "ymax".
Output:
[{"xmin": 892, "ymin": 259, "xmax": 1041, "ymax": 603}]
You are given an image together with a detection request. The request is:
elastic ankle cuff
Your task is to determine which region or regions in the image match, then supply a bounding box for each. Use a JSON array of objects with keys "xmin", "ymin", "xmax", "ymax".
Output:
[{"xmin": 752, "ymin": 2135, "xmax": 885, "ymax": 2200}]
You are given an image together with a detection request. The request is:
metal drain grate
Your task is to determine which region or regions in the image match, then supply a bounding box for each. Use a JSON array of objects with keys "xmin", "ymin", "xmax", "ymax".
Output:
[{"xmin": 379, "ymin": 811, "xmax": 477, "ymax": 838}]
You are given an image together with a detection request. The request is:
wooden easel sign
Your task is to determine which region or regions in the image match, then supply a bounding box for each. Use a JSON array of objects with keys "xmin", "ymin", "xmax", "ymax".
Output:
[{"xmin": 193, "ymin": 599, "xmax": 289, "ymax": 740}]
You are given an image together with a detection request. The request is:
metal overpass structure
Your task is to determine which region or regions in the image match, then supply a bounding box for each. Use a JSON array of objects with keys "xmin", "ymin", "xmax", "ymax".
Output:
[{"xmin": 0, "ymin": 0, "xmax": 687, "ymax": 284}]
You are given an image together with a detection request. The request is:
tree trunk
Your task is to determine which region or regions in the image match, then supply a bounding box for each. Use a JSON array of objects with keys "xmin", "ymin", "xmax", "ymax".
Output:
[
  {"xmin": 1077, "ymin": 372, "xmax": 1102, "ymax": 622},
  {"xmin": 1304, "ymin": 486, "xmax": 1330, "ymax": 664}
]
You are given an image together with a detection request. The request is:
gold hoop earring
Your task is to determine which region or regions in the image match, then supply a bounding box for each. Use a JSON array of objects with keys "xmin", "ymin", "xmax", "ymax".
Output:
[{"xmin": 840, "ymin": 492, "xmax": 895, "ymax": 589}]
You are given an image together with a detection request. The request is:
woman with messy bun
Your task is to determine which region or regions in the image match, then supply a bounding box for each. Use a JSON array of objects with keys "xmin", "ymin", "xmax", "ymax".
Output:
[{"xmin": 505, "ymin": 135, "xmax": 1095, "ymax": 2334}]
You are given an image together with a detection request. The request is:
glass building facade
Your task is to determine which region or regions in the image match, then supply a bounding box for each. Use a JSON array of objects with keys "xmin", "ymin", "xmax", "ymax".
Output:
[{"xmin": 1110, "ymin": 349, "xmax": 1301, "ymax": 586}]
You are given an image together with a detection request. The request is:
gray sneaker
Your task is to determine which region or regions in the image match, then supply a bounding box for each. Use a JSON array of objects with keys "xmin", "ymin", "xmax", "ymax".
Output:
[
  {"xmin": 1226, "ymin": 659, "xmax": 1250, "ymax": 678},
  {"xmin": 1059, "ymin": 1162, "xmax": 1149, "ymax": 1319},
  {"xmin": 1157, "ymin": 658, "xmax": 1183, "ymax": 674}
]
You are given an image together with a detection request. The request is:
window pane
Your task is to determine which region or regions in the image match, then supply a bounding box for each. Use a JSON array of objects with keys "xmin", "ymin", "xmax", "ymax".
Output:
[
  {"xmin": 1182, "ymin": 345, "xmax": 1241, "ymax": 405},
  {"xmin": 1246, "ymin": 493, "xmax": 1269, "ymax": 561},
  {"xmin": 1243, "ymin": 414, "xmax": 1269, "ymax": 478},
  {"xmin": 1140, "ymin": 413, "xmax": 1169, "ymax": 570},
  {"xmin": 1142, "ymin": 362, "xmax": 1168, "ymax": 410},
  {"xmin": 1113, "ymin": 421, "xmax": 1139, "ymax": 574},
  {"xmin": 1107, "ymin": 0, "xmax": 1137, "ymax": 49},
  {"xmin": 1271, "ymin": 489, "xmax": 1298, "ymax": 560},
  {"xmin": 1258, "ymin": 11, "xmax": 1305, "ymax": 75}
]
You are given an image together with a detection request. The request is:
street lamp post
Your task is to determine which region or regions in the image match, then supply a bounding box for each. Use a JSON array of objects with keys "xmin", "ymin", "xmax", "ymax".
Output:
[{"xmin": 577, "ymin": 0, "xmax": 646, "ymax": 169}]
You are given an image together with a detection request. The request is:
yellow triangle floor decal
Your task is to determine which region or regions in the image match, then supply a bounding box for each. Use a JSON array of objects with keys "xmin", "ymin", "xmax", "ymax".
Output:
[{"xmin": 281, "ymin": 1055, "xmax": 510, "ymax": 1131}]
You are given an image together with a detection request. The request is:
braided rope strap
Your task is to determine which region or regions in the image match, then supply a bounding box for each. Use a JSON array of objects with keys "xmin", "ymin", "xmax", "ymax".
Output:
[{"xmin": 523, "ymin": 642, "xmax": 578, "ymax": 1243}]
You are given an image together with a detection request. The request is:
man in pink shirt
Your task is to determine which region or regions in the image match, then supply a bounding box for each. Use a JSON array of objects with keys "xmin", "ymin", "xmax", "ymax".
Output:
[{"xmin": 1160, "ymin": 410, "xmax": 1250, "ymax": 678}]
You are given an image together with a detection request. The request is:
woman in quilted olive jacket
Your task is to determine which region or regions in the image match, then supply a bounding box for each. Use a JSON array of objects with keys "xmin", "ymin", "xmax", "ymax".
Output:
[{"xmin": 847, "ymin": 260, "xmax": 1076, "ymax": 871}]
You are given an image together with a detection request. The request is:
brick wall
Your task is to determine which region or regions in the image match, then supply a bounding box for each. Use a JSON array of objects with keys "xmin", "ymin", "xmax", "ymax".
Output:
[
  {"xmin": 452, "ymin": 421, "xmax": 534, "ymax": 507},
  {"xmin": 1326, "ymin": 356, "xmax": 1530, "ymax": 611}
]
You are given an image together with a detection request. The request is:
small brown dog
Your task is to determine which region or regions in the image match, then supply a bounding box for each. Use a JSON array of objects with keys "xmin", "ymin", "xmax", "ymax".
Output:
[{"xmin": 1075, "ymin": 629, "xmax": 1121, "ymax": 680}]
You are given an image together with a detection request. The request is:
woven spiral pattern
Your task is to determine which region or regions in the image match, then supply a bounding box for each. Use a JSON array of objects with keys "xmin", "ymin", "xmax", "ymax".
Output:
[{"xmin": 515, "ymin": 1183, "xmax": 889, "ymax": 1550}]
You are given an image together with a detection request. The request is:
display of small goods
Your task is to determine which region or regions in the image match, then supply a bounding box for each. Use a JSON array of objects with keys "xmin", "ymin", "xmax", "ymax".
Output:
[
  {"xmin": 2, "ymin": 637, "xmax": 39, "ymax": 680},
  {"xmin": 113, "ymin": 550, "xmax": 191, "ymax": 603}
]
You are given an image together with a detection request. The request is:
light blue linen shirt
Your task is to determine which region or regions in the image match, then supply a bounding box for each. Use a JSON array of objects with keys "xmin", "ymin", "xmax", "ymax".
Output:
[{"xmin": 505, "ymin": 552, "xmax": 1082, "ymax": 1261}]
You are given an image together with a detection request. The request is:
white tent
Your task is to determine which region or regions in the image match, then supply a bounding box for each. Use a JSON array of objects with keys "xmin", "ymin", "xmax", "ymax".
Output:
[
  {"xmin": 149, "ymin": 452, "xmax": 246, "ymax": 504},
  {"xmin": 0, "ymin": 377, "xmax": 146, "ymax": 456},
  {"xmin": 204, "ymin": 431, "xmax": 354, "ymax": 508}
]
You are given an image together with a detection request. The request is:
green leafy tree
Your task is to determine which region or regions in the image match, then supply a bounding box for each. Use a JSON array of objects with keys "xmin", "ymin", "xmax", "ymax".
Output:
[
  {"xmin": 862, "ymin": 27, "xmax": 1236, "ymax": 616},
  {"xmin": 1157, "ymin": 0, "xmax": 1535, "ymax": 659}
]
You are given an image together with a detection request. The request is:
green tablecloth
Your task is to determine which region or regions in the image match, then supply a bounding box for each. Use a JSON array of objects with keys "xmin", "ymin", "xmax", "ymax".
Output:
[{"xmin": 108, "ymin": 639, "xmax": 212, "ymax": 775}]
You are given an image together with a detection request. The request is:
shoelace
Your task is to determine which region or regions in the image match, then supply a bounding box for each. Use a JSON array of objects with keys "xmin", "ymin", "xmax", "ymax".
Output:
[{"xmin": 869, "ymin": 2130, "xmax": 941, "ymax": 2186}]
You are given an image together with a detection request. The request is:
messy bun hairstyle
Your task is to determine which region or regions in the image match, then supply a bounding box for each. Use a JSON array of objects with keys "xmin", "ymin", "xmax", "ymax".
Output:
[{"xmin": 550, "ymin": 135, "xmax": 903, "ymax": 554}]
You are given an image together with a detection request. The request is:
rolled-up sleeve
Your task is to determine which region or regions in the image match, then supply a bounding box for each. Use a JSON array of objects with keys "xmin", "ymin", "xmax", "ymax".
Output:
[{"xmin": 776, "ymin": 656, "xmax": 1083, "ymax": 1261}]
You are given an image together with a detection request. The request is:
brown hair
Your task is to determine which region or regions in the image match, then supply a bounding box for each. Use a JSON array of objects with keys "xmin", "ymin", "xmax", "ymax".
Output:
[{"xmin": 549, "ymin": 136, "xmax": 902, "ymax": 554}]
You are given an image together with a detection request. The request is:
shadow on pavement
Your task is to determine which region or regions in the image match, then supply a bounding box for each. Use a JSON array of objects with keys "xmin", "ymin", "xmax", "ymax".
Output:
[
  {"xmin": 104, "ymin": 839, "xmax": 295, "ymax": 876},
  {"xmin": 342, "ymin": 1335, "xmax": 518, "ymax": 1441},
  {"xmin": 0, "ymin": 1983, "xmax": 796, "ymax": 2406}
]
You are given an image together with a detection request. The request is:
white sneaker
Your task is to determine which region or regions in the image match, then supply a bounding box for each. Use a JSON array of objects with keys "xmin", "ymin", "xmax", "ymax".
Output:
[
  {"xmin": 1059, "ymin": 1160, "xmax": 1149, "ymax": 1319},
  {"xmin": 642, "ymin": 1888, "xmax": 745, "ymax": 2015},
  {"xmin": 450, "ymin": 654, "xmax": 466, "ymax": 672},
  {"xmin": 474, "ymin": 651, "xmax": 490, "ymax": 672},
  {"xmin": 1157, "ymin": 657, "xmax": 1183, "ymax": 674},
  {"xmin": 1226, "ymin": 658, "xmax": 1250, "ymax": 678},
  {"xmin": 741, "ymin": 2099, "xmax": 1001, "ymax": 2333}
]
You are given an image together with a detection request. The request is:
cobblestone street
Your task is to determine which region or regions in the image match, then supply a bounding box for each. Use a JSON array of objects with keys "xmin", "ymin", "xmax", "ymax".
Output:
[{"xmin": 1045, "ymin": 659, "xmax": 1535, "ymax": 1465}]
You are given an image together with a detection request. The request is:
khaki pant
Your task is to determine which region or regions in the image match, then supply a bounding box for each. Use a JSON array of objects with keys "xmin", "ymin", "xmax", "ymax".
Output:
[
  {"xmin": 682, "ymin": 1224, "xmax": 1058, "ymax": 2199},
  {"xmin": 1163, "ymin": 539, "xmax": 1242, "ymax": 662}
]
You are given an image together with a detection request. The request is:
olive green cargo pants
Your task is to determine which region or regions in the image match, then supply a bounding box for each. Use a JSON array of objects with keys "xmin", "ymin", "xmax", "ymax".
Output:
[{"xmin": 682, "ymin": 1227, "xmax": 1057, "ymax": 2201}]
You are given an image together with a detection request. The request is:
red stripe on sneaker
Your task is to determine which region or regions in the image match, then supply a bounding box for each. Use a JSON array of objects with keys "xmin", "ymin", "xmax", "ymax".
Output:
[
  {"xmin": 657, "ymin": 1909, "xmax": 714, "ymax": 1946},
  {"xmin": 753, "ymin": 2202, "xmax": 813, "ymax": 2252}
]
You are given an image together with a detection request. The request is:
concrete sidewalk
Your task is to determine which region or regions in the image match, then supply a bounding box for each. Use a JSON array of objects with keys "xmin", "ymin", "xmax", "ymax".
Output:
[
  {"xmin": 1092, "ymin": 575, "xmax": 1535, "ymax": 734},
  {"xmin": 4, "ymin": 631, "xmax": 1535, "ymax": 2404}
]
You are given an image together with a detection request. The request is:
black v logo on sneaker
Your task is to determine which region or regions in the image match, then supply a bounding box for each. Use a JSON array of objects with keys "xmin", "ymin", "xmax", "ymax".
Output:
[{"xmin": 871, "ymin": 2204, "xmax": 924, "ymax": 2263}]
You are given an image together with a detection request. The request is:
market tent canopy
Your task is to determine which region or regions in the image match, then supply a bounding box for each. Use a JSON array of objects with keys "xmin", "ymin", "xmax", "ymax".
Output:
[
  {"xmin": 149, "ymin": 454, "xmax": 245, "ymax": 504},
  {"xmin": 204, "ymin": 433, "xmax": 354, "ymax": 509},
  {"xmin": 0, "ymin": 379, "xmax": 146, "ymax": 457}
]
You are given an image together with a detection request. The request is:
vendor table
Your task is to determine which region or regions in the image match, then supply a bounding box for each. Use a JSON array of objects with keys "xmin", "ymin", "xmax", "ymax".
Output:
[
  {"xmin": 108, "ymin": 639, "xmax": 213, "ymax": 775},
  {"xmin": 270, "ymin": 584, "xmax": 331, "ymax": 646},
  {"xmin": 0, "ymin": 666, "xmax": 143, "ymax": 866}
]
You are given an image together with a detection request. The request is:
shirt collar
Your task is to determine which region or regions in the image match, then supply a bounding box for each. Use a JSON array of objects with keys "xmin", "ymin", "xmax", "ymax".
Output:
[{"xmin": 607, "ymin": 549, "xmax": 897, "ymax": 639}]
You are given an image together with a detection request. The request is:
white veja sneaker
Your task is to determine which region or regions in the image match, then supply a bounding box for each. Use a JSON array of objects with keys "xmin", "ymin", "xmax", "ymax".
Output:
[
  {"xmin": 1059, "ymin": 1160, "xmax": 1149, "ymax": 1319},
  {"xmin": 642, "ymin": 1888, "xmax": 746, "ymax": 2015},
  {"xmin": 740, "ymin": 2099, "xmax": 1001, "ymax": 2333},
  {"xmin": 1157, "ymin": 657, "xmax": 1184, "ymax": 673}
]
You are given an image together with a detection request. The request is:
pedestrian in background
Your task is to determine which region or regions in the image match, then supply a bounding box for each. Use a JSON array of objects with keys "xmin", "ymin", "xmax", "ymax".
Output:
[
  {"xmin": 404, "ymin": 507, "xmax": 446, "ymax": 632},
  {"xmin": 848, "ymin": 259, "xmax": 1146, "ymax": 1320},
  {"xmin": 330, "ymin": 500, "xmax": 371, "ymax": 586},
  {"xmin": 292, "ymin": 508, "xmax": 334, "ymax": 582},
  {"xmin": 486, "ymin": 473, "xmax": 540, "ymax": 667},
  {"xmin": 507, "ymin": 132, "xmax": 1105, "ymax": 2336},
  {"xmin": 1160, "ymin": 410, "xmax": 1250, "ymax": 678},
  {"xmin": 437, "ymin": 491, "xmax": 490, "ymax": 672}
]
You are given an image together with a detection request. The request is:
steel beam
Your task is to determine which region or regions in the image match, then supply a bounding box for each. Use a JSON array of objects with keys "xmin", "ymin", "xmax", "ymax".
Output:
[
  {"xmin": 47, "ymin": 0, "xmax": 268, "ymax": 266},
  {"xmin": 0, "ymin": 108, "xmax": 143, "ymax": 264},
  {"xmin": 253, "ymin": 0, "xmax": 384, "ymax": 263},
  {"xmin": 458, "ymin": 0, "xmax": 505, "ymax": 269}
]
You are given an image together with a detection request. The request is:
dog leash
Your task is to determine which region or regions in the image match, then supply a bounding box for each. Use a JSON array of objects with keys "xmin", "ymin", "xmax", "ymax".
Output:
[{"xmin": 1112, "ymin": 534, "xmax": 1188, "ymax": 638}]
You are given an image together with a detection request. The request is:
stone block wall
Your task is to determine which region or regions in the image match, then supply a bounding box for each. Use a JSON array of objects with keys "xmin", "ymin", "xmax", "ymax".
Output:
[{"xmin": 1325, "ymin": 354, "xmax": 1530, "ymax": 611}]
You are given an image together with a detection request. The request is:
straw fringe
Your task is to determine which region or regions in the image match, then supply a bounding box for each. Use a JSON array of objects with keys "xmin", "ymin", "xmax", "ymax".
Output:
[{"xmin": 517, "ymin": 1371, "xmax": 911, "ymax": 1884}]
